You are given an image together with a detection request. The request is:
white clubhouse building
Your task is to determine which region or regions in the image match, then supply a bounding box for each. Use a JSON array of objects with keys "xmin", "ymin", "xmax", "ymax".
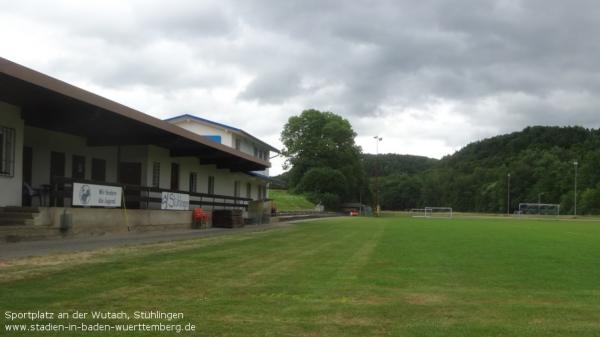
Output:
[{"xmin": 0, "ymin": 57, "xmax": 278, "ymax": 216}]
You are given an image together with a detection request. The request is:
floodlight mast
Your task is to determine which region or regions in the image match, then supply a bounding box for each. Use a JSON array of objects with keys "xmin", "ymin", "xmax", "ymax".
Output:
[
  {"xmin": 507, "ymin": 173, "xmax": 511, "ymax": 215},
  {"xmin": 574, "ymin": 161, "xmax": 578, "ymax": 217},
  {"xmin": 374, "ymin": 136, "xmax": 382, "ymax": 217}
]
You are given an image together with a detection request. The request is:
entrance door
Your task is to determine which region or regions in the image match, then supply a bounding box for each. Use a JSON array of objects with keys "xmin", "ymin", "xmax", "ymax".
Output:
[
  {"xmin": 22, "ymin": 146, "xmax": 33, "ymax": 206},
  {"xmin": 72, "ymin": 155, "xmax": 86, "ymax": 180},
  {"xmin": 50, "ymin": 151, "xmax": 66, "ymax": 206},
  {"xmin": 50, "ymin": 151, "xmax": 66, "ymax": 184},
  {"xmin": 170, "ymin": 163, "xmax": 179, "ymax": 191},
  {"xmin": 118, "ymin": 162, "xmax": 142, "ymax": 209},
  {"xmin": 91, "ymin": 158, "xmax": 106, "ymax": 182}
]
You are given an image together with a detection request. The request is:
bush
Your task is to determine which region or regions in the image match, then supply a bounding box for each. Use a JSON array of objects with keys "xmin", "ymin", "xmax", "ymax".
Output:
[
  {"xmin": 306, "ymin": 192, "xmax": 340, "ymax": 211},
  {"xmin": 295, "ymin": 167, "xmax": 348, "ymax": 198}
]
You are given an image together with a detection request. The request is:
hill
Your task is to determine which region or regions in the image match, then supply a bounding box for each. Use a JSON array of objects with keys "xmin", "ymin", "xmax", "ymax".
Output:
[
  {"xmin": 362, "ymin": 153, "xmax": 438, "ymax": 177},
  {"xmin": 269, "ymin": 189, "xmax": 316, "ymax": 212},
  {"xmin": 365, "ymin": 126, "xmax": 600, "ymax": 214}
]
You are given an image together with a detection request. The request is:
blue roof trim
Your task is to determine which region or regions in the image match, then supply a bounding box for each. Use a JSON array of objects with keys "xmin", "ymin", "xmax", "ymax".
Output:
[
  {"xmin": 164, "ymin": 114, "xmax": 242, "ymax": 132},
  {"xmin": 247, "ymin": 171, "xmax": 276, "ymax": 182}
]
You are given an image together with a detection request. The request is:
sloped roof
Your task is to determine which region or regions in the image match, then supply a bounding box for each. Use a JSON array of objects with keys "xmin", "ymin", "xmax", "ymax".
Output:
[
  {"xmin": 165, "ymin": 114, "xmax": 280, "ymax": 153},
  {"xmin": 0, "ymin": 57, "xmax": 269, "ymax": 172}
]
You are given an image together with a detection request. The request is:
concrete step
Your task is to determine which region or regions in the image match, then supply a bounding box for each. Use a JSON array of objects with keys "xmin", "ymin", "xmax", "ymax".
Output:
[
  {"xmin": 0, "ymin": 219, "xmax": 34, "ymax": 226},
  {"xmin": 1, "ymin": 206, "xmax": 40, "ymax": 213},
  {"xmin": 0, "ymin": 212, "xmax": 36, "ymax": 220}
]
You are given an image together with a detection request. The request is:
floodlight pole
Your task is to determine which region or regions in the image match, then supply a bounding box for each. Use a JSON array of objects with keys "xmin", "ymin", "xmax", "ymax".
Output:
[
  {"xmin": 574, "ymin": 161, "xmax": 578, "ymax": 217},
  {"xmin": 507, "ymin": 173, "xmax": 511, "ymax": 216},
  {"xmin": 374, "ymin": 136, "xmax": 382, "ymax": 217}
]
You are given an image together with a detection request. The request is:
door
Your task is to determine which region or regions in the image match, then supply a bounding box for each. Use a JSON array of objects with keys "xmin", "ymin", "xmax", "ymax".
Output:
[
  {"xmin": 91, "ymin": 158, "xmax": 106, "ymax": 182},
  {"xmin": 72, "ymin": 155, "xmax": 86, "ymax": 180},
  {"xmin": 170, "ymin": 163, "xmax": 179, "ymax": 191},
  {"xmin": 22, "ymin": 146, "xmax": 33, "ymax": 206},
  {"xmin": 119, "ymin": 162, "xmax": 142, "ymax": 209},
  {"xmin": 50, "ymin": 151, "xmax": 66, "ymax": 206}
]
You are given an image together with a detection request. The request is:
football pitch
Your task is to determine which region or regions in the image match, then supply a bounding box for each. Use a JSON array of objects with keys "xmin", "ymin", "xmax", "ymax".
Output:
[{"xmin": 2, "ymin": 214, "xmax": 600, "ymax": 336}]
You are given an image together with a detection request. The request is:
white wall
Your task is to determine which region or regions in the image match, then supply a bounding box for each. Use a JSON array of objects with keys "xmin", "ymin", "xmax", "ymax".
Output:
[
  {"xmin": 145, "ymin": 145, "xmax": 265, "ymax": 201},
  {"xmin": 24, "ymin": 126, "xmax": 120, "ymax": 187},
  {"xmin": 170, "ymin": 119, "xmax": 271, "ymax": 176},
  {"xmin": 172, "ymin": 120, "xmax": 233, "ymax": 146},
  {"xmin": 1, "ymin": 115, "xmax": 270, "ymax": 207},
  {"xmin": 0, "ymin": 101, "xmax": 24, "ymax": 207}
]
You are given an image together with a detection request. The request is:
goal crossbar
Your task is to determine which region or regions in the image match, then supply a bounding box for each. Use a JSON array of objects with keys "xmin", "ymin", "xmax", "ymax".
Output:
[
  {"xmin": 410, "ymin": 207, "xmax": 453, "ymax": 218},
  {"xmin": 517, "ymin": 203, "xmax": 560, "ymax": 217}
]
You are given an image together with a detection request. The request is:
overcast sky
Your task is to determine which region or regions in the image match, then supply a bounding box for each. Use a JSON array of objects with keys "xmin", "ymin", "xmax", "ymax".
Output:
[{"xmin": 2, "ymin": 0, "xmax": 599, "ymax": 175}]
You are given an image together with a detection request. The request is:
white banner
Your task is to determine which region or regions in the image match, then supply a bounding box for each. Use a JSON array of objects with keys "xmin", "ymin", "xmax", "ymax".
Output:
[
  {"xmin": 161, "ymin": 192, "xmax": 190, "ymax": 210},
  {"xmin": 72, "ymin": 183, "xmax": 122, "ymax": 208}
]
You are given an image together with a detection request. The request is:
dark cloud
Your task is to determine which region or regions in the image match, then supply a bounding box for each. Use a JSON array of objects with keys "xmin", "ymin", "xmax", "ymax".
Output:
[{"xmin": 2, "ymin": 0, "xmax": 600, "ymax": 167}]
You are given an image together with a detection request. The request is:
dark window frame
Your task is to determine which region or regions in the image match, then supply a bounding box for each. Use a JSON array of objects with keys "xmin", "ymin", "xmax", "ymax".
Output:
[
  {"xmin": 152, "ymin": 162, "xmax": 160, "ymax": 187},
  {"xmin": 189, "ymin": 172, "xmax": 198, "ymax": 192},
  {"xmin": 0, "ymin": 126, "xmax": 16, "ymax": 177},
  {"xmin": 207, "ymin": 176, "xmax": 215, "ymax": 195}
]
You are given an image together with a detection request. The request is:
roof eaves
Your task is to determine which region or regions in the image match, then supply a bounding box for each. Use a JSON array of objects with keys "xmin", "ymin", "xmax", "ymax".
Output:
[{"xmin": 0, "ymin": 57, "xmax": 269, "ymax": 168}]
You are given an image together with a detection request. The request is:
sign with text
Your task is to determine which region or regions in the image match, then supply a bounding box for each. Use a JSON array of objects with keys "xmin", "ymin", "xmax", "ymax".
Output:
[
  {"xmin": 161, "ymin": 192, "xmax": 190, "ymax": 210},
  {"xmin": 72, "ymin": 183, "xmax": 122, "ymax": 208}
]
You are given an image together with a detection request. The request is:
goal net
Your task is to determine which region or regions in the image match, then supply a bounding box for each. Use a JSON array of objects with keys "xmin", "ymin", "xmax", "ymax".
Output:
[
  {"xmin": 410, "ymin": 207, "xmax": 453, "ymax": 218},
  {"xmin": 409, "ymin": 208, "xmax": 427, "ymax": 217},
  {"xmin": 517, "ymin": 203, "xmax": 560, "ymax": 217}
]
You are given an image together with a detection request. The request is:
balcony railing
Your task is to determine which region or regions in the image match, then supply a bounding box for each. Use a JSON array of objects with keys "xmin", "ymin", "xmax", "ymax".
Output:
[{"xmin": 49, "ymin": 177, "xmax": 252, "ymax": 210}]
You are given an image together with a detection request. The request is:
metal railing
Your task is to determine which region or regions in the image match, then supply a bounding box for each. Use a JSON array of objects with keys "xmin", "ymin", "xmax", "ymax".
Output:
[{"xmin": 49, "ymin": 177, "xmax": 252, "ymax": 210}]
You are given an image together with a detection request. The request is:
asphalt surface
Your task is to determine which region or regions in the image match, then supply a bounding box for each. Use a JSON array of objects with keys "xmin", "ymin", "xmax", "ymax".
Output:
[{"xmin": 0, "ymin": 222, "xmax": 292, "ymax": 259}]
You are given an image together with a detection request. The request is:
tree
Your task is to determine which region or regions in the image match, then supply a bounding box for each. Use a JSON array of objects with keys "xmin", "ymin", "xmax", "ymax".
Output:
[
  {"xmin": 296, "ymin": 167, "xmax": 348, "ymax": 198},
  {"xmin": 281, "ymin": 109, "xmax": 369, "ymax": 203},
  {"xmin": 361, "ymin": 126, "xmax": 600, "ymax": 214}
]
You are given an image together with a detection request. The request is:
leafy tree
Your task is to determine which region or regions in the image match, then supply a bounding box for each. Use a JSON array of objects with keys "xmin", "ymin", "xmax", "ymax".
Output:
[
  {"xmin": 296, "ymin": 167, "xmax": 348, "ymax": 198},
  {"xmin": 281, "ymin": 109, "xmax": 369, "ymax": 203},
  {"xmin": 361, "ymin": 126, "xmax": 600, "ymax": 214}
]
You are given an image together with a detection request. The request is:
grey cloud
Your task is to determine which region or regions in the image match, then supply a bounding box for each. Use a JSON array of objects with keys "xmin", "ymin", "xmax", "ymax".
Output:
[
  {"xmin": 3, "ymin": 0, "xmax": 600, "ymax": 163},
  {"xmin": 238, "ymin": 70, "xmax": 302, "ymax": 104}
]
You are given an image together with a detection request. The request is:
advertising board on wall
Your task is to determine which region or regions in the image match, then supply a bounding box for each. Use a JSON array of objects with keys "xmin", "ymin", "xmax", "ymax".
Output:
[
  {"xmin": 161, "ymin": 192, "xmax": 190, "ymax": 210},
  {"xmin": 72, "ymin": 183, "xmax": 123, "ymax": 208}
]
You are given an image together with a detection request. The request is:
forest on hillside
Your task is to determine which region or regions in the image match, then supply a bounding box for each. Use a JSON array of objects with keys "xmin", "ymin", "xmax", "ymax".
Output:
[{"xmin": 365, "ymin": 126, "xmax": 600, "ymax": 215}]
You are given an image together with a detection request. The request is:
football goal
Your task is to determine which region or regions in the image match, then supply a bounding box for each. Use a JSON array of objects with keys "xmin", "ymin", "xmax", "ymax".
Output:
[
  {"xmin": 516, "ymin": 203, "xmax": 560, "ymax": 217},
  {"xmin": 410, "ymin": 207, "xmax": 453, "ymax": 218}
]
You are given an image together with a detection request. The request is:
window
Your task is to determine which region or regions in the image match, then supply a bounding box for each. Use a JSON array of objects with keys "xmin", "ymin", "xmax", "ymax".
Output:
[
  {"xmin": 189, "ymin": 172, "xmax": 197, "ymax": 192},
  {"xmin": 91, "ymin": 158, "xmax": 106, "ymax": 182},
  {"xmin": 234, "ymin": 181, "xmax": 241, "ymax": 198},
  {"xmin": 207, "ymin": 176, "xmax": 215, "ymax": 195},
  {"xmin": 72, "ymin": 155, "xmax": 85, "ymax": 180},
  {"xmin": 170, "ymin": 163, "xmax": 179, "ymax": 190},
  {"xmin": 0, "ymin": 126, "xmax": 15, "ymax": 177},
  {"xmin": 246, "ymin": 182, "xmax": 252, "ymax": 199},
  {"xmin": 235, "ymin": 138, "xmax": 241, "ymax": 150},
  {"xmin": 152, "ymin": 162, "xmax": 160, "ymax": 187},
  {"xmin": 253, "ymin": 146, "xmax": 258, "ymax": 157},
  {"xmin": 258, "ymin": 184, "xmax": 267, "ymax": 199}
]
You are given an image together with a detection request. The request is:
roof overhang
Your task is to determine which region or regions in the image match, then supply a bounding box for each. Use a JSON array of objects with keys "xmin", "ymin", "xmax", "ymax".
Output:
[{"xmin": 0, "ymin": 57, "xmax": 269, "ymax": 172}]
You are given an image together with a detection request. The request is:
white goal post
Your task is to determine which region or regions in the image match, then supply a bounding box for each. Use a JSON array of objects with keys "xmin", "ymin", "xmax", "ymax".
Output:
[
  {"xmin": 409, "ymin": 208, "xmax": 427, "ymax": 217},
  {"xmin": 410, "ymin": 207, "xmax": 453, "ymax": 218},
  {"xmin": 516, "ymin": 203, "xmax": 560, "ymax": 217}
]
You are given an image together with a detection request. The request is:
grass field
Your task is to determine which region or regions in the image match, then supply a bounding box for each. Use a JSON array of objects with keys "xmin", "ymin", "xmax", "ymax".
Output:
[
  {"xmin": 2, "ymin": 214, "xmax": 600, "ymax": 336},
  {"xmin": 269, "ymin": 189, "xmax": 316, "ymax": 211}
]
